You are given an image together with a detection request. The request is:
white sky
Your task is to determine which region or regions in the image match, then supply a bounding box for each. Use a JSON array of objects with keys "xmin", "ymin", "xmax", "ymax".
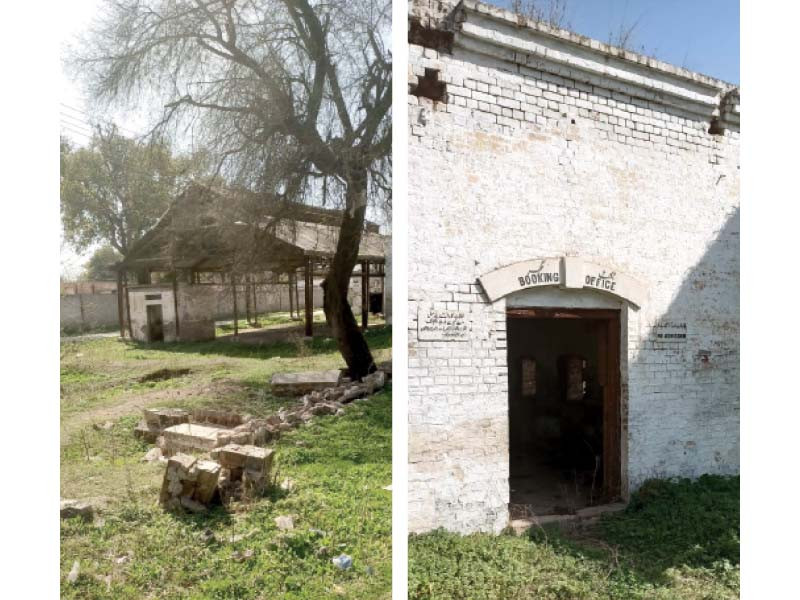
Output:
[
  {"xmin": 60, "ymin": 0, "xmax": 152, "ymax": 279},
  {"xmin": 59, "ymin": 1, "xmax": 100, "ymax": 279}
]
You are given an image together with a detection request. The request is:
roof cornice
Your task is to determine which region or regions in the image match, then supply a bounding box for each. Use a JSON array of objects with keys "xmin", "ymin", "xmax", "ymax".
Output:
[{"xmin": 451, "ymin": 0, "xmax": 739, "ymax": 126}]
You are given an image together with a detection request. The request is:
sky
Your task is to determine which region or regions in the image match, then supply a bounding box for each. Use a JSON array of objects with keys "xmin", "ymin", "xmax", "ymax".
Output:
[
  {"xmin": 60, "ymin": 0, "xmax": 101, "ymax": 280},
  {"xmin": 492, "ymin": 0, "xmax": 740, "ymax": 84}
]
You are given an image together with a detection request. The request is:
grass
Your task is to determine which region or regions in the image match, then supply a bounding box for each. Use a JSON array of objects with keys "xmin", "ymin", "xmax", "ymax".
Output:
[
  {"xmin": 61, "ymin": 326, "xmax": 391, "ymax": 599},
  {"xmin": 215, "ymin": 310, "xmax": 328, "ymax": 336},
  {"xmin": 408, "ymin": 475, "xmax": 739, "ymax": 600},
  {"xmin": 215, "ymin": 311, "xmax": 385, "ymax": 337}
]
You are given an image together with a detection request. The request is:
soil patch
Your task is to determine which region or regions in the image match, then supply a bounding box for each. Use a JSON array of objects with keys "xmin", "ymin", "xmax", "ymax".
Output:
[{"xmin": 139, "ymin": 368, "xmax": 192, "ymax": 383}]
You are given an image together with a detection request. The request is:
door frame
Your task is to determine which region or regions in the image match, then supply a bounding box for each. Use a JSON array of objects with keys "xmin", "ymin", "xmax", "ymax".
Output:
[{"xmin": 506, "ymin": 306, "xmax": 623, "ymax": 501}]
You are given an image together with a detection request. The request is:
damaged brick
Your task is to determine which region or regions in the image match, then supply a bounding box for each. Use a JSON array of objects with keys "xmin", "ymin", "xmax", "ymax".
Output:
[
  {"xmin": 408, "ymin": 17, "xmax": 454, "ymax": 53},
  {"xmin": 411, "ymin": 68, "xmax": 448, "ymax": 103}
]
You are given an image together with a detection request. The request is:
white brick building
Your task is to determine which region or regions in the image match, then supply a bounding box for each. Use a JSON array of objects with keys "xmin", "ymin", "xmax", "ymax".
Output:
[{"xmin": 408, "ymin": 1, "xmax": 739, "ymax": 534}]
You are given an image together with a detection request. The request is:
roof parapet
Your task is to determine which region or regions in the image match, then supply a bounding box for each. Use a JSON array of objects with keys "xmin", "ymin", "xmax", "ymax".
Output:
[{"xmin": 419, "ymin": 0, "xmax": 739, "ymax": 126}]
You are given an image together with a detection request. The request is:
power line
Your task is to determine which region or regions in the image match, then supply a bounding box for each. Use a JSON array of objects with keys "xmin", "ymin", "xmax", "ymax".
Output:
[
  {"xmin": 60, "ymin": 116, "xmax": 95, "ymax": 136},
  {"xmin": 60, "ymin": 103, "xmax": 142, "ymax": 137}
]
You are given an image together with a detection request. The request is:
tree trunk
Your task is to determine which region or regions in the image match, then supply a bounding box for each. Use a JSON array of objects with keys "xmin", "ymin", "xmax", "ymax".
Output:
[{"xmin": 323, "ymin": 169, "xmax": 376, "ymax": 380}]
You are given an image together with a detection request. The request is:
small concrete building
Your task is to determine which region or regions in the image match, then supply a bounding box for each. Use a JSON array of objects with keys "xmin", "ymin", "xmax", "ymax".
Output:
[
  {"xmin": 126, "ymin": 283, "xmax": 217, "ymax": 342},
  {"xmin": 408, "ymin": 1, "xmax": 739, "ymax": 533}
]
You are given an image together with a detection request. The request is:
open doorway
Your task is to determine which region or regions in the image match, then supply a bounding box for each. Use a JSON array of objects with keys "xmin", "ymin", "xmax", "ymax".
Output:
[
  {"xmin": 146, "ymin": 304, "xmax": 165, "ymax": 342},
  {"xmin": 507, "ymin": 307, "xmax": 621, "ymax": 516}
]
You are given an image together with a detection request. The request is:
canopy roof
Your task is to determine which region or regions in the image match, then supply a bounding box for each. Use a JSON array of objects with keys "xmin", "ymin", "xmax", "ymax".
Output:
[{"xmin": 118, "ymin": 183, "xmax": 387, "ymax": 274}]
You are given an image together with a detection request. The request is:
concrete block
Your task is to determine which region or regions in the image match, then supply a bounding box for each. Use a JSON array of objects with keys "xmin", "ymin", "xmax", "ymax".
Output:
[{"xmin": 271, "ymin": 370, "xmax": 343, "ymax": 397}]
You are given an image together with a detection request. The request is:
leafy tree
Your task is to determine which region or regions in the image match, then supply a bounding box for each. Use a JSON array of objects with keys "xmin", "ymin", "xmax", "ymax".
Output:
[
  {"xmin": 75, "ymin": 0, "xmax": 391, "ymax": 378},
  {"xmin": 83, "ymin": 245, "xmax": 123, "ymax": 281},
  {"xmin": 60, "ymin": 127, "xmax": 182, "ymax": 256}
]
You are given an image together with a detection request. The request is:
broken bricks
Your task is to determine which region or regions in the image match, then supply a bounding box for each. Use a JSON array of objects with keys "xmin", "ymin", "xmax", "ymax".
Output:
[
  {"xmin": 270, "ymin": 369, "xmax": 343, "ymax": 397},
  {"xmin": 211, "ymin": 443, "xmax": 275, "ymax": 495},
  {"xmin": 134, "ymin": 408, "xmax": 189, "ymax": 443},
  {"xmin": 159, "ymin": 453, "xmax": 221, "ymax": 511}
]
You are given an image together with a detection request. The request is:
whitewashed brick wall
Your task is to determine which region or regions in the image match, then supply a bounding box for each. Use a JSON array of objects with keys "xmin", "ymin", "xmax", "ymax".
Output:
[{"xmin": 408, "ymin": 0, "xmax": 740, "ymax": 533}]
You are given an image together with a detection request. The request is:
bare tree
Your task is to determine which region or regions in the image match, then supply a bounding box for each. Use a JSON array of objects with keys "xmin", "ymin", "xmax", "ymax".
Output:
[{"xmin": 75, "ymin": 0, "xmax": 391, "ymax": 378}]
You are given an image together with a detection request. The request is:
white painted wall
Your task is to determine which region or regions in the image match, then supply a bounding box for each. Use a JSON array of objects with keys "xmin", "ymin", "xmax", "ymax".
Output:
[{"xmin": 408, "ymin": 1, "xmax": 739, "ymax": 533}]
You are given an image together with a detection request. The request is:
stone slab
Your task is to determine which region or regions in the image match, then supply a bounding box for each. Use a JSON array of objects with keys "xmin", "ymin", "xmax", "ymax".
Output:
[
  {"xmin": 143, "ymin": 408, "xmax": 189, "ymax": 429},
  {"xmin": 162, "ymin": 423, "xmax": 231, "ymax": 454},
  {"xmin": 211, "ymin": 444, "xmax": 274, "ymax": 473},
  {"xmin": 271, "ymin": 370, "xmax": 343, "ymax": 397}
]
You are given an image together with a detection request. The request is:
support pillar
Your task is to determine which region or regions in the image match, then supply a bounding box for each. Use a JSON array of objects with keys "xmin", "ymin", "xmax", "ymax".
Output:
[
  {"xmin": 361, "ymin": 260, "xmax": 369, "ymax": 331},
  {"xmin": 231, "ymin": 272, "xmax": 238, "ymax": 337},
  {"xmin": 244, "ymin": 274, "xmax": 252, "ymax": 325},
  {"xmin": 304, "ymin": 257, "xmax": 313, "ymax": 337},
  {"xmin": 172, "ymin": 275, "xmax": 180, "ymax": 340},
  {"xmin": 116, "ymin": 269, "xmax": 125, "ymax": 338},
  {"xmin": 294, "ymin": 268, "xmax": 301, "ymax": 319},
  {"xmin": 124, "ymin": 272, "xmax": 133, "ymax": 339},
  {"xmin": 288, "ymin": 271, "xmax": 295, "ymax": 319},
  {"xmin": 252, "ymin": 276, "xmax": 258, "ymax": 325}
]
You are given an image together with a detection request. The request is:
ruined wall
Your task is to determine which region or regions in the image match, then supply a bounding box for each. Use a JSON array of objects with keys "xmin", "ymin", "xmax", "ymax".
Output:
[
  {"xmin": 408, "ymin": 0, "xmax": 739, "ymax": 533},
  {"xmin": 60, "ymin": 293, "xmax": 120, "ymax": 332},
  {"xmin": 176, "ymin": 285, "xmax": 217, "ymax": 341}
]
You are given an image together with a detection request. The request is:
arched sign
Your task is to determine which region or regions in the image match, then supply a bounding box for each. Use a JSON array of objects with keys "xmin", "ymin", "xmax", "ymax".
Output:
[{"xmin": 479, "ymin": 257, "xmax": 646, "ymax": 307}]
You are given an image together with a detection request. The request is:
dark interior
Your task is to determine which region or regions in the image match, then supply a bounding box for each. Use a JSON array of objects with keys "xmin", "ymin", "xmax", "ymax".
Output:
[
  {"xmin": 146, "ymin": 304, "xmax": 165, "ymax": 342},
  {"xmin": 369, "ymin": 292, "xmax": 384, "ymax": 314},
  {"xmin": 507, "ymin": 316, "xmax": 606, "ymax": 515}
]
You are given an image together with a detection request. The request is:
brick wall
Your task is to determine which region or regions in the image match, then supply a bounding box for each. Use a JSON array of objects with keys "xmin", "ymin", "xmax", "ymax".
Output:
[{"xmin": 408, "ymin": 0, "xmax": 739, "ymax": 533}]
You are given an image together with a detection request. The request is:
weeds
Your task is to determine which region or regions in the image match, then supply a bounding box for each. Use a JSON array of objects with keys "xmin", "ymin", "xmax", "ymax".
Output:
[{"xmin": 409, "ymin": 475, "xmax": 739, "ymax": 600}]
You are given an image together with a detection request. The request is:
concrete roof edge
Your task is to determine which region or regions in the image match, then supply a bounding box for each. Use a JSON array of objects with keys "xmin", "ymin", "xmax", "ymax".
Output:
[{"xmin": 453, "ymin": 0, "xmax": 739, "ymax": 120}]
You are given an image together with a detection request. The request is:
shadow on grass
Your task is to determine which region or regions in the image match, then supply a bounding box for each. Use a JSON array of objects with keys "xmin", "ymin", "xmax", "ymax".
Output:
[
  {"xmin": 166, "ymin": 485, "xmax": 293, "ymax": 530},
  {"xmin": 120, "ymin": 325, "xmax": 391, "ymax": 362}
]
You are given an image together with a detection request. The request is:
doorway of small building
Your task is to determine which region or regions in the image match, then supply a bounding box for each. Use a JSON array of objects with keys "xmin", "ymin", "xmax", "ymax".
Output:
[
  {"xmin": 507, "ymin": 307, "xmax": 621, "ymax": 517},
  {"xmin": 146, "ymin": 304, "xmax": 165, "ymax": 342}
]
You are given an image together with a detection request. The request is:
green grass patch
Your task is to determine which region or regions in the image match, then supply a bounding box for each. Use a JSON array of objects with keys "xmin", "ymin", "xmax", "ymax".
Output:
[
  {"xmin": 61, "ymin": 391, "xmax": 391, "ymax": 599},
  {"xmin": 215, "ymin": 310, "xmax": 328, "ymax": 336},
  {"xmin": 61, "ymin": 326, "xmax": 391, "ymax": 598},
  {"xmin": 408, "ymin": 475, "xmax": 739, "ymax": 600}
]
